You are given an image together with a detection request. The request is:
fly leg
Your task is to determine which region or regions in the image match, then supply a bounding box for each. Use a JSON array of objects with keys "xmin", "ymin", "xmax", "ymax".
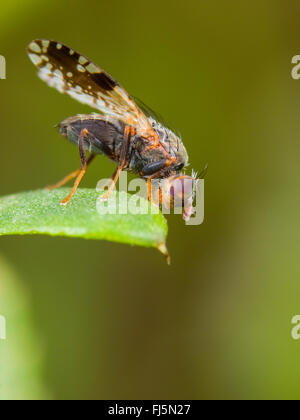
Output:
[
  {"xmin": 57, "ymin": 128, "xmax": 93, "ymax": 205},
  {"xmin": 147, "ymin": 177, "xmax": 162, "ymax": 207},
  {"xmin": 100, "ymin": 125, "xmax": 133, "ymax": 201},
  {"xmin": 47, "ymin": 154, "xmax": 95, "ymax": 191},
  {"xmin": 141, "ymin": 160, "xmax": 169, "ymax": 207},
  {"xmin": 100, "ymin": 167, "xmax": 119, "ymax": 191},
  {"xmin": 147, "ymin": 178, "xmax": 156, "ymax": 206},
  {"xmin": 147, "ymin": 173, "xmax": 167, "ymax": 208}
]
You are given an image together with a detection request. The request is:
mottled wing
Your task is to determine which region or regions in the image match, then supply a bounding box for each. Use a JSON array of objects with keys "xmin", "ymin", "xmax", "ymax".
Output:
[{"xmin": 27, "ymin": 39, "xmax": 152, "ymax": 132}]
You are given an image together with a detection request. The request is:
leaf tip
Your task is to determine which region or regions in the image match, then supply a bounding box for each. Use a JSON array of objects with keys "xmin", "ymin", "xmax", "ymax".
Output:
[{"xmin": 157, "ymin": 242, "xmax": 171, "ymax": 265}]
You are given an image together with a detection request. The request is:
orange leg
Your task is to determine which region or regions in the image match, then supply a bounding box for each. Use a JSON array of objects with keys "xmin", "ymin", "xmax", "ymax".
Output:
[
  {"xmin": 59, "ymin": 128, "xmax": 92, "ymax": 205},
  {"xmin": 101, "ymin": 166, "xmax": 124, "ymax": 201},
  {"xmin": 47, "ymin": 154, "xmax": 95, "ymax": 191},
  {"xmin": 147, "ymin": 178, "xmax": 161, "ymax": 207},
  {"xmin": 101, "ymin": 124, "xmax": 131, "ymax": 201},
  {"xmin": 61, "ymin": 167, "xmax": 87, "ymax": 205},
  {"xmin": 101, "ymin": 167, "xmax": 120, "ymax": 190},
  {"xmin": 147, "ymin": 179, "xmax": 156, "ymax": 205}
]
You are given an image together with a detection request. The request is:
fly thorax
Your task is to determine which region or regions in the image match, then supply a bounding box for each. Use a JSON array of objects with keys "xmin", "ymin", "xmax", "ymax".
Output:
[{"xmin": 148, "ymin": 117, "xmax": 189, "ymax": 168}]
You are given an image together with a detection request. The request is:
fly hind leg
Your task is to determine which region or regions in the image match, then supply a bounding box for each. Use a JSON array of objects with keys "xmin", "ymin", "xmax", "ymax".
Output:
[
  {"xmin": 47, "ymin": 128, "xmax": 95, "ymax": 205},
  {"xmin": 61, "ymin": 128, "xmax": 93, "ymax": 205},
  {"xmin": 47, "ymin": 153, "xmax": 95, "ymax": 191}
]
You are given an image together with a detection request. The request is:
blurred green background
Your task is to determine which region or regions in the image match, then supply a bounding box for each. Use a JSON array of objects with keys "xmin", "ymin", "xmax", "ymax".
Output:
[{"xmin": 0, "ymin": 0, "xmax": 300, "ymax": 400}]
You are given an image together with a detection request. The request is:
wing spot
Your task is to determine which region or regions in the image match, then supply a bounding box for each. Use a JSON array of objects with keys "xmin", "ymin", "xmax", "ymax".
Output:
[
  {"xmin": 29, "ymin": 42, "xmax": 41, "ymax": 53},
  {"xmin": 79, "ymin": 56, "xmax": 88, "ymax": 65},
  {"xmin": 41, "ymin": 40, "xmax": 50, "ymax": 53},
  {"xmin": 53, "ymin": 69, "xmax": 63, "ymax": 78},
  {"xmin": 67, "ymin": 72, "xmax": 73, "ymax": 78},
  {"xmin": 41, "ymin": 55, "xmax": 49, "ymax": 62},
  {"xmin": 29, "ymin": 53, "xmax": 42, "ymax": 66},
  {"xmin": 86, "ymin": 63, "xmax": 100, "ymax": 74},
  {"xmin": 77, "ymin": 64, "xmax": 86, "ymax": 73},
  {"xmin": 69, "ymin": 49, "xmax": 75, "ymax": 55},
  {"xmin": 56, "ymin": 43, "xmax": 63, "ymax": 50}
]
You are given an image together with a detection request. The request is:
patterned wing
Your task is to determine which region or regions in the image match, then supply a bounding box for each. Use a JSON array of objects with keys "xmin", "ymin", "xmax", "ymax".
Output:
[{"xmin": 27, "ymin": 39, "xmax": 152, "ymax": 133}]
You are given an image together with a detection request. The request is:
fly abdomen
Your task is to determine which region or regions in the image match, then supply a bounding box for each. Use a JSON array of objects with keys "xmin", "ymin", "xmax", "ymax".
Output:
[{"xmin": 59, "ymin": 114, "xmax": 125, "ymax": 161}]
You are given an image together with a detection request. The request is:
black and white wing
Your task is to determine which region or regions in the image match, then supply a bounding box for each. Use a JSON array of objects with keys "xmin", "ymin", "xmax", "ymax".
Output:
[{"xmin": 27, "ymin": 39, "xmax": 153, "ymax": 134}]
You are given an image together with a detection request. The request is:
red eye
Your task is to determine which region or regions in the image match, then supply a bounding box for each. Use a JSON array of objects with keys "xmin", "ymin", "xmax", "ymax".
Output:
[
  {"xmin": 169, "ymin": 176, "xmax": 194, "ymax": 197},
  {"xmin": 164, "ymin": 175, "xmax": 195, "ymax": 208}
]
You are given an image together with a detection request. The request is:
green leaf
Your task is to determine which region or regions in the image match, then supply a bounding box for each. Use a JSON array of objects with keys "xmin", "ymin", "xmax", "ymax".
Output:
[
  {"xmin": 0, "ymin": 189, "xmax": 169, "ymax": 262},
  {"xmin": 0, "ymin": 255, "xmax": 50, "ymax": 400}
]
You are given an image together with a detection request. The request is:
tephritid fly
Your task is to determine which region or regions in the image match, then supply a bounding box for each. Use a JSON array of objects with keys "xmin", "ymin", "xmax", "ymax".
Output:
[{"xmin": 27, "ymin": 39, "xmax": 205, "ymax": 221}]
